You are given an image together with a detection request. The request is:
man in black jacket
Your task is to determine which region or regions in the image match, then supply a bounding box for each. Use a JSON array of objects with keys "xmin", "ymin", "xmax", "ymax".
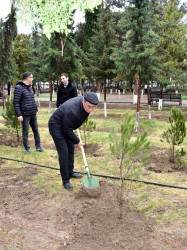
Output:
[
  {"xmin": 49, "ymin": 92, "xmax": 99, "ymax": 190},
  {"xmin": 13, "ymin": 72, "xmax": 43, "ymax": 154},
  {"xmin": 56, "ymin": 73, "xmax": 77, "ymax": 107}
]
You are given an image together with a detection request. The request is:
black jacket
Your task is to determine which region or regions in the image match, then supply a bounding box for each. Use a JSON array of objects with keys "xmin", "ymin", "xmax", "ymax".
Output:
[
  {"xmin": 56, "ymin": 81, "xmax": 77, "ymax": 107},
  {"xmin": 49, "ymin": 96, "xmax": 89, "ymax": 144},
  {"xmin": 13, "ymin": 81, "xmax": 38, "ymax": 117}
]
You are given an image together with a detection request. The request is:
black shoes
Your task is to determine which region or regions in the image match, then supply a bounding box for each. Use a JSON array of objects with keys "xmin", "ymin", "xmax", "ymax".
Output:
[
  {"xmin": 24, "ymin": 148, "xmax": 30, "ymax": 154},
  {"xmin": 63, "ymin": 182, "xmax": 73, "ymax": 190},
  {"xmin": 36, "ymin": 147, "xmax": 44, "ymax": 152},
  {"xmin": 70, "ymin": 173, "xmax": 83, "ymax": 179},
  {"xmin": 63, "ymin": 173, "xmax": 82, "ymax": 190}
]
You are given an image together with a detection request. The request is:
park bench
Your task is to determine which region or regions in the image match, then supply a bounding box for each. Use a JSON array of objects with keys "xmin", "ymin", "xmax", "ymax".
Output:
[
  {"xmin": 39, "ymin": 88, "xmax": 51, "ymax": 93},
  {"xmin": 150, "ymin": 90, "xmax": 182, "ymax": 106}
]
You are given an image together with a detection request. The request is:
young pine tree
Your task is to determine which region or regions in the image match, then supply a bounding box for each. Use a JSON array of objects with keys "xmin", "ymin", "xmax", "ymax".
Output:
[
  {"xmin": 109, "ymin": 113, "xmax": 150, "ymax": 219},
  {"xmin": 2, "ymin": 98, "xmax": 21, "ymax": 141},
  {"xmin": 161, "ymin": 107, "xmax": 186, "ymax": 164},
  {"xmin": 80, "ymin": 117, "xmax": 96, "ymax": 147}
]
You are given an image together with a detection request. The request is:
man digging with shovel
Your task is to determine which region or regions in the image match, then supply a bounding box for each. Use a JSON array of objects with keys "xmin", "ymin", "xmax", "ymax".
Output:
[{"xmin": 49, "ymin": 92, "xmax": 99, "ymax": 190}]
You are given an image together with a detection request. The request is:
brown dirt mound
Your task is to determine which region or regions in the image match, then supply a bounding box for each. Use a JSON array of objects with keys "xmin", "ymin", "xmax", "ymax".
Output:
[
  {"xmin": 0, "ymin": 167, "xmax": 186, "ymax": 249},
  {"xmin": 146, "ymin": 147, "xmax": 186, "ymax": 173}
]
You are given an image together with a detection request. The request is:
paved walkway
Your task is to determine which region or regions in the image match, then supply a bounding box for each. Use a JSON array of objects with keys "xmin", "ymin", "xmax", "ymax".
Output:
[
  {"xmin": 36, "ymin": 93, "xmax": 187, "ymax": 107},
  {"xmin": 1, "ymin": 93, "xmax": 185, "ymax": 107}
]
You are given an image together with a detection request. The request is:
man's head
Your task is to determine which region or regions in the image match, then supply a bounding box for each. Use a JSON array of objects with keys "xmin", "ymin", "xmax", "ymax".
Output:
[
  {"xmin": 61, "ymin": 73, "xmax": 69, "ymax": 85},
  {"xmin": 82, "ymin": 92, "xmax": 99, "ymax": 113},
  {"xmin": 22, "ymin": 72, "xmax": 33, "ymax": 85}
]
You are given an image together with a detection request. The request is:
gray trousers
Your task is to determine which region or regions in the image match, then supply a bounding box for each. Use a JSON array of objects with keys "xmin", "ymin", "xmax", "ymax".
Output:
[{"xmin": 22, "ymin": 115, "xmax": 41, "ymax": 150}]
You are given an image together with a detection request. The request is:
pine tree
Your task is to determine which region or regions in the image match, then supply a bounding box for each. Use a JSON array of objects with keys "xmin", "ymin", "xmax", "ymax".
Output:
[
  {"xmin": 83, "ymin": 7, "xmax": 101, "ymax": 53},
  {"xmin": 114, "ymin": 0, "xmax": 161, "ymax": 125},
  {"xmin": 12, "ymin": 34, "xmax": 31, "ymax": 80},
  {"xmin": 2, "ymin": 98, "xmax": 21, "ymax": 141},
  {"xmin": 155, "ymin": 0, "xmax": 187, "ymax": 86},
  {"xmin": 0, "ymin": 5, "xmax": 17, "ymax": 114},
  {"xmin": 86, "ymin": 6, "xmax": 117, "ymax": 117}
]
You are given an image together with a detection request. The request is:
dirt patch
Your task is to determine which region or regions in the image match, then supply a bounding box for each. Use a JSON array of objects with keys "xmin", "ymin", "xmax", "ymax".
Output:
[
  {"xmin": 1, "ymin": 167, "xmax": 186, "ymax": 249},
  {"xmin": 146, "ymin": 147, "xmax": 186, "ymax": 173},
  {"xmin": 0, "ymin": 104, "xmax": 186, "ymax": 249},
  {"xmin": 0, "ymin": 134, "xmax": 22, "ymax": 147},
  {"xmin": 0, "ymin": 131, "xmax": 185, "ymax": 173}
]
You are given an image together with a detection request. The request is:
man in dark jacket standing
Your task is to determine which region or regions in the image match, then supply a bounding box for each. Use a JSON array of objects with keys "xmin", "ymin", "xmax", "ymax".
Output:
[
  {"xmin": 49, "ymin": 92, "xmax": 99, "ymax": 190},
  {"xmin": 13, "ymin": 72, "xmax": 43, "ymax": 154},
  {"xmin": 56, "ymin": 73, "xmax": 77, "ymax": 107}
]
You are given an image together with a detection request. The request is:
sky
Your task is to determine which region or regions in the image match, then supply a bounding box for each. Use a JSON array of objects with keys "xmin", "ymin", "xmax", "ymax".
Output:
[
  {"xmin": 0, "ymin": 0, "xmax": 32, "ymax": 34},
  {"xmin": 0, "ymin": 0, "xmax": 186, "ymax": 34}
]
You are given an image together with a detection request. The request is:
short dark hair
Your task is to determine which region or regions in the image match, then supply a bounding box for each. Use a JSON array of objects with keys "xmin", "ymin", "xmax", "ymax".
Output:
[
  {"xmin": 23, "ymin": 72, "xmax": 32, "ymax": 80},
  {"xmin": 61, "ymin": 73, "xmax": 68, "ymax": 78}
]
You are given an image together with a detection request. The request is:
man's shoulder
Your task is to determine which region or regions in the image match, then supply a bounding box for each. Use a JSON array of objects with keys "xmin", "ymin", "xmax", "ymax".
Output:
[
  {"xmin": 15, "ymin": 83, "xmax": 24, "ymax": 91},
  {"xmin": 62, "ymin": 96, "xmax": 82, "ymax": 109}
]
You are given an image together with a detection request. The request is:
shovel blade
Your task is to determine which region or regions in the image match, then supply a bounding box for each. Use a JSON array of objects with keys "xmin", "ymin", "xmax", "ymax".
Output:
[{"xmin": 83, "ymin": 177, "xmax": 100, "ymax": 188}]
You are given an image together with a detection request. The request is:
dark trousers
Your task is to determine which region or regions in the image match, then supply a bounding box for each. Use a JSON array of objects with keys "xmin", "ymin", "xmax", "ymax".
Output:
[
  {"xmin": 22, "ymin": 115, "xmax": 41, "ymax": 150},
  {"xmin": 49, "ymin": 122, "xmax": 74, "ymax": 184}
]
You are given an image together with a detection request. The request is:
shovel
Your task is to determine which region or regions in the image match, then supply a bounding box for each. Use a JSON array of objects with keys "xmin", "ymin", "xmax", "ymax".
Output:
[{"xmin": 76, "ymin": 129, "xmax": 100, "ymax": 188}]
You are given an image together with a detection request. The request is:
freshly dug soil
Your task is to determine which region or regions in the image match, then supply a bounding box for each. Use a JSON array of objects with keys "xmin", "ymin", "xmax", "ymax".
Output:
[{"xmin": 0, "ymin": 166, "xmax": 186, "ymax": 249}]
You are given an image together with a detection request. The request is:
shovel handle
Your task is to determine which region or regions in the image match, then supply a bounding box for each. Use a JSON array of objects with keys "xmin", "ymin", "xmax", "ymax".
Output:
[{"xmin": 76, "ymin": 129, "xmax": 89, "ymax": 169}]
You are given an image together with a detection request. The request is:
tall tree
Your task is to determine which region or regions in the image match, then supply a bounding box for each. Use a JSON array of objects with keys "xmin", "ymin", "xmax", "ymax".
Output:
[
  {"xmin": 0, "ymin": 5, "xmax": 17, "ymax": 113},
  {"xmin": 15, "ymin": 0, "xmax": 102, "ymax": 56},
  {"xmin": 114, "ymin": 0, "xmax": 161, "ymax": 125},
  {"xmin": 155, "ymin": 0, "xmax": 187, "ymax": 87},
  {"xmin": 83, "ymin": 6, "xmax": 101, "ymax": 53},
  {"xmin": 86, "ymin": 6, "xmax": 117, "ymax": 117},
  {"xmin": 12, "ymin": 34, "xmax": 31, "ymax": 80}
]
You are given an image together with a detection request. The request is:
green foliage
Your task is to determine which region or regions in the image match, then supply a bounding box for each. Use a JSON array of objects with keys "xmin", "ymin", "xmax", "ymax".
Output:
[
  {"xmin": 161, "ymin": 107, "xmax": 186, "ymax": 163},
  {"xmin": 114, "ymin": 0, "xmax": 161, "ymax": 86},
  {"xmin": 155, "ymin": 0, "xmax": 186, "ymax": 85},
  {"xmin": 15, "ymin": 0, "xmax": 101, "ymax": 39},
  {"xmin": 12, "ymin": 34, "xmax": 31, "ymax": 80},
  {"xmin": 86, "ymin": 6, "xmax": 117, "ymax": 81},
  {"xmin": 80, "ymin": 117, "xmax": 96, "ymax": 147},
  {"xmin": 109, "ymin": 113, "xmax": 150, "ymax": 218},
  {"xmin": 28, "ymin": 28, "xmax": 82, "ymax": 83},
  {"xmin": 2, "ymin": 98, "xmax": 21, "ymax": 141},
  {"xmin": 0, "ymin": 5, "xmax": 17, "ymax": 85},
  {"xmin": 83, "ymin": 6, "xmax": 101, "ymax": 53}
]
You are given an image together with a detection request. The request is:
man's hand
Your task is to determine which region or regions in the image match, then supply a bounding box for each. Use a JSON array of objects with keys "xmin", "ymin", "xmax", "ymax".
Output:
[
  {"xmin": 77, "ymin": 142, "xmax": 84, "ymax": 150},
  {"xmin": 36, "ymin": 112, "xmax": 38, "ymax": 117},
  {"xmin": 17, "ymin": 116, "xmax": 23, "ymax": 122}
]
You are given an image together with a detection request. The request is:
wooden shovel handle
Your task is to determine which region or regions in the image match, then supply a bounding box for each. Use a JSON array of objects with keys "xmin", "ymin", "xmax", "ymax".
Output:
[{"xmin": 76, "ymin": 129, "xmax": 89, "ymax": 168}]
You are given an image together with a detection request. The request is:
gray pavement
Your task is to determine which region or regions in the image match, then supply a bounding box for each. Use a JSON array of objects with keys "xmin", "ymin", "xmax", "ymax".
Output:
[
  {"xmin": 1, "ymin": 93, "xmax": 186, "ymax": 107},
  {"xmin": 36, "ymin": 93, "xmax": 187, "ymax": 107}
]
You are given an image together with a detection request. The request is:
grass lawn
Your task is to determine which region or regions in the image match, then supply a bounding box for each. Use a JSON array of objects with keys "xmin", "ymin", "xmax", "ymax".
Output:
[{"xmin": 0, "ymin": 104, "xmax": 186, "ymax": 227}]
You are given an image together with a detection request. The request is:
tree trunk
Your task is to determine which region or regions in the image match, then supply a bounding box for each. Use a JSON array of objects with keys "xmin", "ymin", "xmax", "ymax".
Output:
[
  {"xmin": 96, "ymin": 80, "xmax": 101, "ymax": 94},
  {"xmin": 158, "ymin": 87, "xmax": 163, "ymax": 111},
  {"xmin": 81, "ymin": 78, "xmax": 85, "ymax": 96},
  {"xmin": 133, "ymin": 75, "xmax": 138, "ymax": 104},
  {"xmin": 147, "ymin": 85, "xmax": 151, "ymax": 120},
  {"xmin": 135, "ymin": 77, "xmax": 141, "ymax": 130},
  {"xmin": 37, "ymin": 82, "xmax": 40, "ymax": 107},
  {"xmin": 2, "ymin": 83, "xmax": 5, "ymax": 115},
  {"xmin": 48, "ymin": 81, "xmax": 53, "ymax": 113},
  {"xmin": 8, "ymin": 82, "xmax": 11, "ymax": 96},
  {"xmin": 104, "ymin": 78, "xmax": 107, "ymax": 117},
  {"xmin": 59, "ymin": 33, "xmax": 65, "ymax": 57}
]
